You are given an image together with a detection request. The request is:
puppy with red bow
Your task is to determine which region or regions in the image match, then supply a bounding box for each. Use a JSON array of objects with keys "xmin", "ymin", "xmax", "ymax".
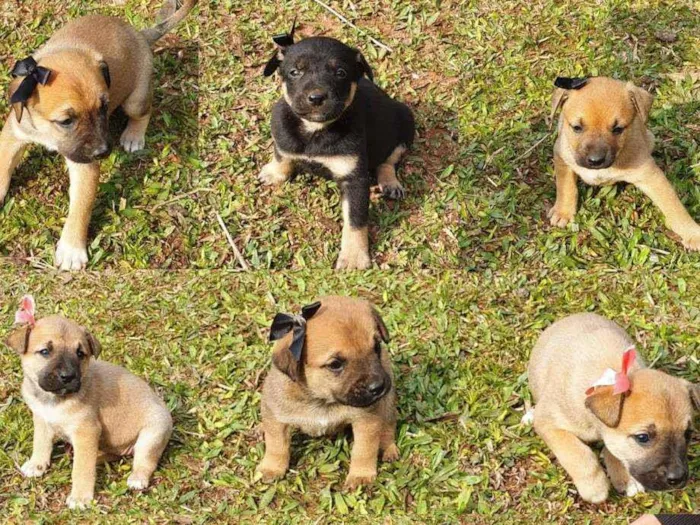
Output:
[
  {"xmin": 257, "ymin": 296, "xmax": 399, "ymax": 489},
  {"xmin": 0, "ymin": 0, "xmax": 197, "ymax": 270},
  {"xmin": 527, "ymin": 313, "xmax": 700, "ymax": 503}
]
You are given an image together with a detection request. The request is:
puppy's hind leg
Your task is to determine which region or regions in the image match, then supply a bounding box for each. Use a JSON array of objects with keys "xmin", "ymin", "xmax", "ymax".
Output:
[
  {"xmin": 534, "ymin": 419, "xmax": 610, "ymax": 503},
  {"xmin": 377, "ymin": 145, "xmax": 407, "ymax": 200},
  {"xmin": 120, "ymin": 76, "xmax": 152, "ymax": 153},
  {"xmin": 127, "ymin": 416, "xmax": 172, "ymax": 490}
]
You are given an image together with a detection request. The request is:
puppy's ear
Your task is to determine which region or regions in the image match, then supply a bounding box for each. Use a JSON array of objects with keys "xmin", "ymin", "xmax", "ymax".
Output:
[
  {"xmin": 271, "ymin": 334, "xmax": 300, "ymax": 381},
  {"xmin": 5, "ymin": 325, "xmax": 31, "ymax": 355},
  {"xmin": 372, "ymin": 308, "xmax": 389, "ymax": 343},
  {"xmin": 356, "ymin": 52, "xmax": 373, "ymax": 82},
  {"xmin": 84, "ymin": 329, "xmax": 102, "ymax": 358},
  {"xmin": 8, "ymin": 77, "xmax": 25, "ymax": 121},
  {"xmin": 549, "ymin": 88, "xmax": 568, "ymax": 127},
  {"xmin": 264, "ymin": 50, "xmax": 283, "ymax": 77},
  {"xmin": 688, "ymin": 383, "xmax": 700, "ymax": 412},
  {"xmin": 99, "ymin": 60, "xmax": 111, "ymax": 89},
  {"xmin": 627, "ymin": 82, "xmax": 653, "ymax": 124},
  {"xmin": 585, "ymin": 386, "xmax": 625, "ymax": 428}
]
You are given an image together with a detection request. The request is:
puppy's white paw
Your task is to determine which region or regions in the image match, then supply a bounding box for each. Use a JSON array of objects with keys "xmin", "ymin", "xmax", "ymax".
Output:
[
  {"xmin": 55, "ymin": 240, "xmax": 88, "ymax": 271},
  {"xmin": 520, "ymin": 408, "xmax": 535, "ymax": 425},
  {"xmin": 680, "ymin": 227, "xmax": 700, "ymax": 251},
  {"xmin": 66, "ymin": 493, "xmax": 94, "ymax": 510},
  {"xmin": 547, "ymin": 205, "xmax": 576, "ymax": 228},
  {"xmin": 120, "ymin": 130, "xmax": 146, "ymax": 153},
  {"xmin": 258, "ymin": 162, "xmax": 291, "ymax": 186},
  {"xmin": 577, "ymin": 471, "xmax": 610, "ymax": 504},
  {"xmin": 127, "ymin": 473, "xmax": 150, "ymax": 490},
  {"xmin": 20, "ymin": 459, "xmax": 50, "ymax": 478},
  {"xmin": 335, "ymin": 248, "xmax": 371, "ymax": 270},
  {"xmin": 625, "ymin": 477, "xmax": 645, "ymax": 497}
]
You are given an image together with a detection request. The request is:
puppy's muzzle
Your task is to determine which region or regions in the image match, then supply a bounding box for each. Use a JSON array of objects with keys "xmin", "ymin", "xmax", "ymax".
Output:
[
  {"xmin": 39, "ymin": 357, "xmax": 82, "ymax": 395},
  {"xmin": 577, "ymin": 143, "xmax": 614, "ymax": 170},
  {"xmin": 344, "ymin": 374, "xmax": 391, "ymax": 408}
]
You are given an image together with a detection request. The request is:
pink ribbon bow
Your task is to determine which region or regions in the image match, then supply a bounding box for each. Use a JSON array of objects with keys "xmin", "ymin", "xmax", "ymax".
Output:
[
  {"xmin": 14, "ymin": 295, "xmax": 36, "ymax": 326},
  {"xmin": 613, "ymin": 347, "xmax": 636, "ymax": 395}
]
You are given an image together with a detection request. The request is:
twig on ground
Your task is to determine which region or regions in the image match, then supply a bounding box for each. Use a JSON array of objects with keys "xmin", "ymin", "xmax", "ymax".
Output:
[
  {"xmin": 310, "ymin": 0, "xmax": 393, "ymax": 53},
  {"xmin": 215, "ymin": 213, "xmax": 250, "ymax": 271}
]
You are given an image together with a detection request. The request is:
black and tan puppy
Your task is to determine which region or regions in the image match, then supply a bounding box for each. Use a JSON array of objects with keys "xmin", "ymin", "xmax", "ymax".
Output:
[
  {"xmin": 260, "ymin": 27, "xmax": 415, "ymax": 270},
  {"xmin": 0, "ymin": 0, "xmax": 197, "ymax": 270},
  {"xmin": 258, "ymin": 296, "xmax": 399, "ymax": 488},
  {"xmin": 549, "ymin": 76, "xmax": 700, "ymax": 249},
  {"xmin": 6, "ymin": 300, "xmax": 172, "ymax": 509},
  {"xmin": 527, "ymin": 313, "xmax": 699, "ymax": 503}
]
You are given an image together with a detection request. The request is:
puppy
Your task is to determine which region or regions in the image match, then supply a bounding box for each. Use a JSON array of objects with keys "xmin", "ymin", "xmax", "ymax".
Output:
[
  {"xmin": 548, "ymin": 76, "xmax": 700, "ymax": 249},
  {"xmin": 260, "ymin": 27, "xmax": 415, "ymax": 270},
  {"xmin": 528, "ymin": 313, "xmax": 699, "ymax": 503},
  {"xmin": 6, "ymin": 302, "xmax": 172, "ymax": 509},
  {"xmin": 0, "ymin": 0, "xmax": 197, "ymax": 271},
  {"xmin": 258, "ymin": 296, "xmax": 399, "ymax": 488}
]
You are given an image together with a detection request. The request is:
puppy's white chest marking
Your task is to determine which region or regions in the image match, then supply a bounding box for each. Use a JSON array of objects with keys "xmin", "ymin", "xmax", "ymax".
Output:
[
  {"xmin": 277, "ymin": 149, "xmax": 358, "ymax": 179},
  {"xmin": 274, "ymin": 406, "xmax": 350, "ymax": 437}
]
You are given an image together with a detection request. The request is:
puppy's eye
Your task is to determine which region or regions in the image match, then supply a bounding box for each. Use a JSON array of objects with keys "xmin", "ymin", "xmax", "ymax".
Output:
[
  {"xmin": 633, "ymin": 433, "xmax": 651, "ymax": 444},
  {"xmin": 56, "ymin": 117, "xmax": 74, "ymax": 127},
  {"xmin": 325, "ymin": 359, "xmax": 346, "ymax": 373},
  {"xmin": 37, "ymin": 348, "xmax": 50, "ymax": 357},
  {"xmin": 289, "ymin": 69, "xmax": 303, "ymax": 78},
  {"xmin": 76, "ymin": 345, "xmax": 86, "ymax": 360},
  {"xmin": 612, "ymin": 126, "xmax": 625, "ymax": 135},
  {"xmin": 571, "ymin": 124, "xmax": 583, "ymax": 134},
  {"xmin": 336, "ymin": 68, "xmax": 347, "ymax": 79}
]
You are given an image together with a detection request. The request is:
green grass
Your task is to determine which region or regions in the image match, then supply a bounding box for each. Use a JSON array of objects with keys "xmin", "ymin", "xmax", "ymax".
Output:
[{"xmin": 1, "ymin": 266, "xmax": 700, "ymax": 523}]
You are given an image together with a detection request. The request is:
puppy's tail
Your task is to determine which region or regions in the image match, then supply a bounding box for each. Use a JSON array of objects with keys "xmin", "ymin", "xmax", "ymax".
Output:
[{"xmin": 141, "ymin": 0, "xmax": 198, "ymax": 45}]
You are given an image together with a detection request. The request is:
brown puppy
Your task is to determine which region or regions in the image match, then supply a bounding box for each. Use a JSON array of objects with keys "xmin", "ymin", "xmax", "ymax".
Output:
[
  {"xmin": 527, "ymin": 313, "xmax": 699, "ymax": 503},
  {"xmin": 258, "ymin": 296, "xmax": 399, "ymax": 488},
  {"xmin": 549, "ymin": 76, "xmax": 700, "ymax": 249},
  {"xmin": 6, "ymin": 315, "xmax": 173, "ymax": 509},
  {"xmin": 0, "ymin": 0, "xmax": 197, "ymax": 271}
]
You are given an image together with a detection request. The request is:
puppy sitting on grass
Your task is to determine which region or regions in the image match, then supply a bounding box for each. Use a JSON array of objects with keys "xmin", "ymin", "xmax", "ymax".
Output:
[
  {"xmin": 0, "ymin": 0, "xmax": 197, "ymax": 270},
  {"xmin": 259, "ymin": 24, "xmax": 415, "ymax": 270},
  {"xmin": 5, "ymin": 296, "xmax": 172, "ymax": 509},
  {"xmin": 548, "ymin": 76, "xmax": 700, "ymax": 250},
  {"xmin": 527, "ymin": 313, "xmax": 699, "ymax": 503},
  {"xmin": 258, "ymin": 296, "xmax": 399, "ymax": 488}
]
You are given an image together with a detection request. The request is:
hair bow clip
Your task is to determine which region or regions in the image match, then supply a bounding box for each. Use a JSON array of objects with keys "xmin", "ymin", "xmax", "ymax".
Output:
[
  {"xmin": 272, "ymin": 17, "xmax": 297, "ymax": 48},
  {"xmin": 586, "ymin": 346, "xmax": 637, "ymax": 396},
  {"xmin": 269, "ymin": 301, "xmax": 322, "ymax": 361},
  {"xmin": 14, "ymin": 295, "xmax": 36, "ymax": 327},
  {"xmin": 554, "ymin": 77, "xmax": 589, "ymax": 90},
  {"xmin": 10, "ymin": 57, "xmax": 51, "ymax": 105}
]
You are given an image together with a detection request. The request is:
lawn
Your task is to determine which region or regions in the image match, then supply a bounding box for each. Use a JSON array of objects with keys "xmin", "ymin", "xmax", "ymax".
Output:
[{"xmin": 1, "ymin": 266, "xmax": 700, "ymax": 523}]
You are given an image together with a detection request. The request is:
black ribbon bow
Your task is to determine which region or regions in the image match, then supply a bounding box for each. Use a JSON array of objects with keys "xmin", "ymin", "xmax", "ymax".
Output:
[
  {"xmin": 272, "ymin": 17, "xmax": 297, "ymax": 48},
  {"xmin": 554, "ymin": 77, "xmax": 588, "ymax": 90},
  {"xmin": 10, "ymin": 57, "xmax": 51, "ymax": 107},
  {"xmin": 269, "ymin": 301, "xmax": 322, "ymax": 361}
]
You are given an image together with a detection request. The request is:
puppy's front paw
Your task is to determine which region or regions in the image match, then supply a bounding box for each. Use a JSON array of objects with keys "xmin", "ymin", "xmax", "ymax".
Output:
[
  {"xmin": 380, "ymin": 181, "xmax": 405, "ymax": 200},
  {"xmin": 256, "ymin": 463, "xmax": 287, "ymax": 483},
  {"xmin": 66, "ymin": 492, "xmax": 94, "ymax": 510},
  {"xmin": 381, "ymin": 443, "xmax": 400, "ymax": 462},
  {"xmin": 680, "ymin": 228, "xmax": 700, "ymax": 251},
  {"xmin": 21, "ymin": 459, "xmax": 50, "ymax": 478},
  {"xmin": 55, "ymin": 239, "xmax": 88, "ymax": 271},
  {"xmin": 120, "ymin": 129, "xmax": 146, "ymax": 153},
  {"xmin": 127, "ymin": 473, "xmax": 150, "ymax": 490},
  {"xmin": 258, "ymin": 162, "xmax": 291, "ymax": 186},
  {"xmin": 576, "ymin": 470, "xmax": 610, "ymax": 504},
  {"xmin": 625, "ymin": 477, "xmax": 645, "ymax": 497},
  {"xmin": 344, "ymin": 471, "xmax": 377, "ymax": 490},
  {"xmin": 335, "ymin": 249, "xmax": 371, "ymax": 270},
  {"xmin": 547, "ymin": 205, "xmax": 575, "ymax": 228}
]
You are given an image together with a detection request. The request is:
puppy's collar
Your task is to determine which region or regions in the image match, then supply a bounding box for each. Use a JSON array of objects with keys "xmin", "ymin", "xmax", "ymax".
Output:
[
  {"xmin": 554, "ymin": 77, "xmax": 588, "ymax": 90},
  {"xmin": 586, "ymin": 346, "xmax": 637, "ymax": 396},
  {"xmin": 14, "ymin": 294, "xmax": 36, "ymax": 327},
  {"xmin": 269, "ymin": 301, "xmax": 322, "ymax": 361},
  {"xmin": 10, "ymin": 57, "xmax": 51, "ymax": 107}
]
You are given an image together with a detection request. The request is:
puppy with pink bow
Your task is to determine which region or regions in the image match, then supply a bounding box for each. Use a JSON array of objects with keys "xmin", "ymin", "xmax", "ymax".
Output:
[{"xmin": 526, "ymin": 313, "xmax": 699, "ymax": 503}]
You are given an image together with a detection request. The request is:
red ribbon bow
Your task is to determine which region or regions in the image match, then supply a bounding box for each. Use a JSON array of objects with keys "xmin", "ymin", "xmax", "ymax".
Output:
[
  {"xmin": 613, "ymin": 347, "xmax": 636, "ymax": 395},
  {"xmin": 14, "ymin": 295, "xmax": 36, "ymax": 326}
]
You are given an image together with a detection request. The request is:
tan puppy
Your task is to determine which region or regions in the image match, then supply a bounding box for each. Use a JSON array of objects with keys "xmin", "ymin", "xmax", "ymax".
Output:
[
  {"xmin": 549, "ymin": 76, "xmax": 700, "ymax": 249},
  {"xmin": 6, "ymin": 315, "xmax": 172, "ymax": 509},
  {"xmin": 258, "ymin": 296, "xmax": 399, "ymax": 488},
  {"xmin": 528, "ymin": 313, "xmax": 699, "ymax": 503},
  {"xmin": 0, "ymin": 0, "xmax": 197, "ymax": 270}
]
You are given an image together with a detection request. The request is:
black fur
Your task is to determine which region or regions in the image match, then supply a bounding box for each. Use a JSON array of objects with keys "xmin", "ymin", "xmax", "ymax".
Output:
[{"xmin": 265, "ymin": 36, "xmax": 415, "ymax": 233}]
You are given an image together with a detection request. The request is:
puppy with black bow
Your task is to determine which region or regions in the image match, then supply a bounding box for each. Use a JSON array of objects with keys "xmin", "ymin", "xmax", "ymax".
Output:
[{"xmin": 260, "ymin": 23, "xmax": 415, "ymax": 270}]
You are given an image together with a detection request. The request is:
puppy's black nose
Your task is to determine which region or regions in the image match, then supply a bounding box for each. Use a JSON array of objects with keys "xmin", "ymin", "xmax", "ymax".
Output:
[
  {"xmin": 307, "ymin": 91, "xmax": 328, "ymax": 106},
  {"xmin": 368, "ymin": 379, "xmax": 386, "ymax": 397},
  {"xmin": 59, "ymin": 370, "xmax": 77, "ymax": 384},
  {"xmin": 93, "ymin": 143, "xmax": 111, "ymax": 159},
  {"xmin": 666, "ymin": 468, "xmax": 688, "ymax": 487},
  {"xmin": 586, "ymin": 153, "xmax": 607, "ymax": 167}
]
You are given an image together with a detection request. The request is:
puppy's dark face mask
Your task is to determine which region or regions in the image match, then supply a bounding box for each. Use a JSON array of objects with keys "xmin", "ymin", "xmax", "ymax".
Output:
[{"xmin": 265, "ymin": 36, "xmax": 373, "ymax": 124}]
